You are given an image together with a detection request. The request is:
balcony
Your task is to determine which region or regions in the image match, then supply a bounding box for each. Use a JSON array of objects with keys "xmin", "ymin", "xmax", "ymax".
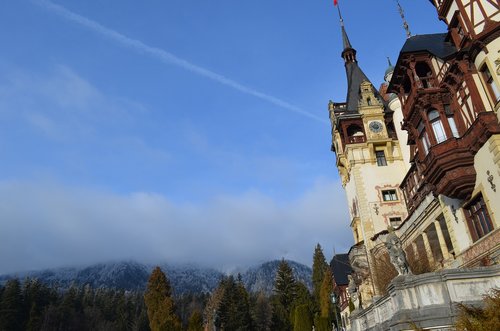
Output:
[
  {"xmin": 420, "ymin": 112, "xmax": 500, "ymax": 199},
  {"xmin": 401, "ymin": 165, "xmax": 432, "ymax": 214}
]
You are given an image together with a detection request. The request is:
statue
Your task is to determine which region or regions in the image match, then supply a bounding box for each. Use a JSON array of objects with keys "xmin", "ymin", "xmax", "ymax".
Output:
[{"xmin": 385, "ymin": 232, "xmax": 411, "ymax": 275}]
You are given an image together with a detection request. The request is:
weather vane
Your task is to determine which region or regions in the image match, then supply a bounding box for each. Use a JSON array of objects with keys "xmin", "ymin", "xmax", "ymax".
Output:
[{"xmin": 396, "ymin": 0, "xmax": 412, "ymax": 38}]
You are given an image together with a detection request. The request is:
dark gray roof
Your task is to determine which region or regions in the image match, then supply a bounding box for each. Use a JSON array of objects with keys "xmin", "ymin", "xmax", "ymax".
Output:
[
  {"xmin": 344, "ymin": 61, "xmax": 384, "ymax": 112},
  {"xmin": 341, "ymin": 25, "xmax": 352, "ymax": 50},
  {"xmin": 330, "ymin": 254, "xmax": 352, "ymax": 286},
  {"xmin": 387, "ymin": 33, "xmax": 457, "ymax": 92},
  {"xmin": 400, "ymin": 33, "xmax": 456, "ymax": 59},
  {"xmin": 339, "ymin": 21, "xmax": 385, "ymax": 112}
]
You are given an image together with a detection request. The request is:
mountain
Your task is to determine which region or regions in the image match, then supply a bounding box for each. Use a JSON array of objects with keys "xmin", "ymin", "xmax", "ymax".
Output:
[
  {"xmin": 0, "ymin": 260, "xmax": 312, "ymax": 295},
  {"xmin": 241, "ymin": 260, "xmax": 312, "ymax": 294}
]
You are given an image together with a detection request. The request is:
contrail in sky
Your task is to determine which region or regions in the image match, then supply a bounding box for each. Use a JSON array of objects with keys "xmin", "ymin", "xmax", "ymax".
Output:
[{"xmin": 35, "ymin": 0, "xmax": 328, "ymax": 124}]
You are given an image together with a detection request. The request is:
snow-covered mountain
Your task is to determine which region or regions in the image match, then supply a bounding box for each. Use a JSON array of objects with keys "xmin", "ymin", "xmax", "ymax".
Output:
[
  {"xmin": 241, "ymin": 260, "xmax": 312, "ymax": 294},
  {"xmin": 0, "ymin": 260, "xmax": 312, "ymax": 295}
]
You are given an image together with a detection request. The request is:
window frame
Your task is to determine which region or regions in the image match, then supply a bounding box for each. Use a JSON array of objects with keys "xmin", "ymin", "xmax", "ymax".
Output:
[
  {"xmin": 464, "ymin": 194, "xmax": 494, "ymax": 242},
  {"xmin": 428, "ymin": 109, "xmax": 447, "ymax": 144},
  {"xmin": 480, "ymin": 64, "xmax": 500, "ymax": 104},
  {"xmin": 382, "ymin": 189, "xmax": 398, "ymax": 202},
  {"xmin": 375, "ymin": 150, "xmax": 388, "ymax": 166}
]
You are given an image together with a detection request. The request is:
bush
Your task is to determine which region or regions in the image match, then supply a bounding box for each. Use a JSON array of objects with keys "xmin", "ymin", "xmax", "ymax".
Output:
[{"xmin": 455, "ymin": 288, "xmax": 500, "ymax": 331}]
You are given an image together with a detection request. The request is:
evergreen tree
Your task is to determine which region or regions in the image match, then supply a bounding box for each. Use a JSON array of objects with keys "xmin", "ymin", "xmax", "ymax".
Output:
[
  {"xmin": 217, "ymin": 275, "xmax": 252, "ymax": 331},
  {"xmin": 0, "ymin": 278, "xmax": 25, "ymax": 331},
  {"xmin": 274, "ymin": 259, "xmax": 297, "ymax": 312},
  {"xmin": 293, "ymin": 304, "xmax": 313, "ymax": 331},
  {"xmin": 319, "ymin": 268, "xmax": 333, "ymax": 319},
  {"xmin": 187, "ymin": 310, "xmax": 203, "ymax": 331},
  {"xmin": 271, "ymin": 259, "xmax": 298, "ymax": 331},
  {"xmin": 251, "ymin": 292, "xmax": 272, "ymax": 331},
  {"xmin": 312, "ymin": 244, "xmax": 328, "ymax": 310},
  {"xmin": 144, "ymin": 266, "xmax": 182, "ymax": 331}
]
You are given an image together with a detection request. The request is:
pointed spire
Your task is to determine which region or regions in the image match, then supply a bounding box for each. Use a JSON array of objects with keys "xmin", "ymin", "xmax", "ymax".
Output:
[
  {"xmin": 336, "ymin": 3, "xmax": 356, "ymax": 63},
  {"xmin": 332, "ymin": 1, "xmax": 382, "ymax": 112},
  {"xmin": 337, "ymin": 4, "xmax": 352, "ymax": 50},
  {"xmin": 387, "ymin": 57, "xmax": 393, "ymax": 67},
  {"xmin": 396, "ymin": 0, "xmax": 412, "ymax": 39}
]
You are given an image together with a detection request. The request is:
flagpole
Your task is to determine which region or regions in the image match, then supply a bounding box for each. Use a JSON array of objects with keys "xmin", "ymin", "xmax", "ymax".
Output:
[{"xmin": 335, "ymin": 1, "xmax": 344, "ymax": 26}]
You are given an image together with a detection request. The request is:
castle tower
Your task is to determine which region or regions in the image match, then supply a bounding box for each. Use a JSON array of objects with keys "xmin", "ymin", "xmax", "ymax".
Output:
[{"xmin": 328, "ymin": 18, "xmax": 409, "ymax": 299}]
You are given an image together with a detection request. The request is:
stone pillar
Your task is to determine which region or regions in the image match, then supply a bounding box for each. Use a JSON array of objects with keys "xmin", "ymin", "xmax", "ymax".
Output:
[
  {"xmin": 421, "ymin": 232, "xmax": 435, "ymax": 266},
  {"xmin": 434, "ymin": 220, "xmax": 451, "ymax": 260}
]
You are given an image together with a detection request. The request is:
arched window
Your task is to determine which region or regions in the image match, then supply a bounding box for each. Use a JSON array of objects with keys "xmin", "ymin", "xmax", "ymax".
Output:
[
  {"xmin": 346, "ymin": 124, "xmax": 365, "ymax": 144},
  {"xmin": 428, "ymin": 109, "xmax": 447, "ymax": 143}
]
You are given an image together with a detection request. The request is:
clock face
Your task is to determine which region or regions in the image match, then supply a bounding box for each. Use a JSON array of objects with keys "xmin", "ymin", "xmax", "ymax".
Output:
[{"xmin": 369, "ymin": 121, "xmax": 383, "ymax": 133}]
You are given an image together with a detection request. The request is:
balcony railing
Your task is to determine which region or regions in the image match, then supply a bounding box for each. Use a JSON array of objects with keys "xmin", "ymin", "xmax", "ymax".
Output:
[{"xmin": 348, "ymin": 136, "xmax": 366, "ymax": 144}]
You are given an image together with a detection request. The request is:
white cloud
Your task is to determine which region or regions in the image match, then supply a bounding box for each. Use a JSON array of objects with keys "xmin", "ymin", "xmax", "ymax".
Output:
[{"xmin": 0, "ymin": 178, "xmax": 351, "ymax": 274}]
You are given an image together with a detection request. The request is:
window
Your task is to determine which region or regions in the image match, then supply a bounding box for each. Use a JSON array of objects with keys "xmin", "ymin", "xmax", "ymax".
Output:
[
  {"xmin": 382, "ymin": 190, "xmax": 398, "ymax": 201},
  {"xmin": 389, "ymin": 217, "xmax": 402, "ymax": 228},
  {"xmin": 481, "ymin": 64, "xmax": 500, "ymax": 103},
  {"xmin": 447, "ymin": 116, "xmax": 460, "ymax": 138},
  {"xmin": 376, "ymin": 150, "xmax": 387, "ymax": 166},
  {"xmin": 428, "ymin": 109, "xmax": 447, "ymax": 143},
  {"xmin": 418, "ymin": 120, "xmax": 431, "ymax": 155},
  {"xmin": 465, "ymin": 194, "xmax": 494, "ymax": 242}
]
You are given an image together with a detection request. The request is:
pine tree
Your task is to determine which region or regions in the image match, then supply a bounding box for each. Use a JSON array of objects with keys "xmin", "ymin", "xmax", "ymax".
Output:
[
  {"xmin": 217, "ymin": 275, "xmax": 252, "ymax": 331},
  {"xmin": 144, "ymin": 266, "xmax": 182, "ymax": 331},
  {"xmin": 274, "ymin": 259, "xmax": 297, "ymax": 312},
  {"xmin": 312, "ymin": 244, "xmax": 328, "ymax": 310},
  {"xmin": 251, "ymin": 292, "xmax": 272, "ymax": 331},
  {"xmin": 0, "ymin": 278, "xmax": 25, "ymax": 331},
  {"xmin": 187, "ymin": 310, "xmax": 203, "ymax": 331},
  {"xmin": 319, "ymin": 268, "xmax": 333, "ymax": 319},
  {"xmin": 293, "ymin": 304, "xmax": 313, "ymax": 331},
  {"xmin": 271, "ymin": 259, "xmax": 298, "ymax": 331}
]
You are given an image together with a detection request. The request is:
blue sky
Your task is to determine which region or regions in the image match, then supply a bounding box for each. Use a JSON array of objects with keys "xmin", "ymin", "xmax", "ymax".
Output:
[{"xmin": 0, "ymin": 0, "xmax": 445, "ymax": 274}]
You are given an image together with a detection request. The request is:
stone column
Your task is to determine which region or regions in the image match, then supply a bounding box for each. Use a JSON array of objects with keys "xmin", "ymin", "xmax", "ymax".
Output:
[
  {"xmin": 434, "ymin": 220, "xmax": 451, "ymax": 260},
  {"xmin": 421, "ymin": 232, "xmax": 435, "ymax": 266}
]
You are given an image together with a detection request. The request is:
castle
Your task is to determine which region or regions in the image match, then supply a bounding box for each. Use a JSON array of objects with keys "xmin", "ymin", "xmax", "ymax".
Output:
[{"xmin": 329, "ymin": 1, "xmax": 500, "ymax": 330}]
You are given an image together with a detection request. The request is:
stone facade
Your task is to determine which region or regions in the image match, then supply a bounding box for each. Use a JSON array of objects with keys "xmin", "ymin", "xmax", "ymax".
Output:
[{"xmin": 350, "ymin": 265, "xmax": 500, "ymax": 331}]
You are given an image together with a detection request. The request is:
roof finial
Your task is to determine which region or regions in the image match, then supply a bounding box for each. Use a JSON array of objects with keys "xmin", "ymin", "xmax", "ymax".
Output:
[
  {"xmin": 335, "ymin": 1, "xmax": 352, "ymax": 50},
  {"xmin": 396, "ymin": 0, "xmax": 412, "ymax": 39},
  {"xmin": 387, "ymin": 57, "xmax": 393, "ymax": 67}
]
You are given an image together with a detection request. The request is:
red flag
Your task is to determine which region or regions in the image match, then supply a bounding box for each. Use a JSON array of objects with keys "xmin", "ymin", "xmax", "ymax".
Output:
[{"xmin": 334, "ymin": 0, "xmax": 338, "ymax": 5}]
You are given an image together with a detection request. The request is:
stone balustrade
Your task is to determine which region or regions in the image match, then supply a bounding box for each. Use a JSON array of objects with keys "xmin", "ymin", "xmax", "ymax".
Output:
[{"xmin": 350, "ymin": 265, "xmax": 500, "ymax": 331}]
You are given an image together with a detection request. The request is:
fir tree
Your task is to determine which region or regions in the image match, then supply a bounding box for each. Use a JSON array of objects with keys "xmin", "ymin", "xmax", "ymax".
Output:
[
  {"xmin": 312, "ymin": 244, "xmax": 328, "ymax": 310},
  {"xmin": 144, "ymin": 266, "xmax": 182, "ymax": 331},
  {"xmin": 274, "ymin": 259, "xmax": 297, "ymax": 312},
  {"xmin": 319, "ymin": 268, "xmax": 333, "ymax": 319},
  {"xmin": 217, "ymin": 275, "xmax": 252, "ymax": 331},
  {"xmin": 187, "ymin": 310, "xmax": 203, "ymax": 331},
  {"xmin": 271, "ymin": 259, "xmax": 298, "ymax": 331},
  {"xmin": 0, "ymin": 278, "xmax": 24, "ymax": 331},
  {"xmin": 251, "ymin": 292, "xmax": 272, "ymax": 331},
  {"xmin": 293, "ymin": 304, "xmax": 313, "ymax": 331}
]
